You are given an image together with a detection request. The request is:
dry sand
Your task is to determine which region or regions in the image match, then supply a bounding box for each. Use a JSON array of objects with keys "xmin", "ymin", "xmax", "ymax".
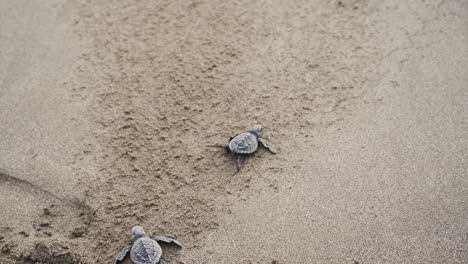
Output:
[{"xmin": 1, "ymin": 0, "xmax": 467, "ymax": 263}]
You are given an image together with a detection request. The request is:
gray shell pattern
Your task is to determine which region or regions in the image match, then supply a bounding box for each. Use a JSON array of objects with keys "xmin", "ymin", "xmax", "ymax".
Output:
[
  {"xmin": 130, "ymin": 237, "xmax": 163, "ymax": 264},
  {"xmin": 228, "ymin": 132, "xmax": 258, "ymax": 154}
]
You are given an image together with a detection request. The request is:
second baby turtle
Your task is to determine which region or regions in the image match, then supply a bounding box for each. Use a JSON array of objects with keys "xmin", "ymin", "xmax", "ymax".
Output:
[
  {"xmin": 114, "ymin": 226, "xmax": 182, "ymax": 264},
  {"xmin": 223, "ymin": 124, "xmax": 277, "ymax": 169}
]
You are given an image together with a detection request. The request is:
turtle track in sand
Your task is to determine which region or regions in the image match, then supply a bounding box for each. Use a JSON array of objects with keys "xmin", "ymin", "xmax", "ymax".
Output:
[
  {"xmin": 0, "ymin": 170, "xmax": 93, "ymax": 264},
  {"xmin": 75, "ymin": 0, "xmax": 383, "ymax": 263},
  {"xmin": 0, "ymin": 171, "xmax": 62, "ymax": 201}
]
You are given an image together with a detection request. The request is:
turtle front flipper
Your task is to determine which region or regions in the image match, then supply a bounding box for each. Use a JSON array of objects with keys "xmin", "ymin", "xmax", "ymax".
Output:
[
  {"xmin": 114, "ymin": 245, "xmax": 132, "ymax": 264},
  {"xmin": 258, "ymin": 138, "xmax": 277, "ymax": 154},
  {"xmin": 159, "ymin": 257, "xmax": 168, "ymax": 264},
  {"xmin": 153, "ymin": 236, "xmax": 183, "ymax": 247}
]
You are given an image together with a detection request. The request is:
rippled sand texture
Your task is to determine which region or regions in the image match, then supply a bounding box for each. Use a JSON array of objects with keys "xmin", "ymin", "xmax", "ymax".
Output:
[{"xmin": 78, "ymin": 0, "xmax": 378, "ymax": 262}]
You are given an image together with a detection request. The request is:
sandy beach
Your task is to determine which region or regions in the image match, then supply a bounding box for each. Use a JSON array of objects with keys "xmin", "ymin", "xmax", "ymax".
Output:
[{"xmin": 1, "ymin": 0, "xmax": 467, "ymax": 263}]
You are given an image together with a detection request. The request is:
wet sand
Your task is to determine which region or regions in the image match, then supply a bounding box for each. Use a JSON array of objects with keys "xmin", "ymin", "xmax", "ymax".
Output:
[
  {"xmin": 0, "ymin": 0, "xmax": 95, "ymax": 262},
  {"xmin": 1, "ymin": 0, "xmax": 467, "ymax": 263}
]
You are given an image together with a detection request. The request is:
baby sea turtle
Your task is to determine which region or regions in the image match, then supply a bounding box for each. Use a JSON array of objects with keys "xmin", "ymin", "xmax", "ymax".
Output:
[
  {"xmin": 223, "ymin": 124, "xmax": 277, "ymax": 169},
  {"xmin": 114, "ymin": 226, "xmax": 182, "ymax": 264}
]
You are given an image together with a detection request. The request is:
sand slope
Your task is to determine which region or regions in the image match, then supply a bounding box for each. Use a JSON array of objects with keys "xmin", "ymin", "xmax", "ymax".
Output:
[{"xmin": 182, "ymin": 1, "xmax": 468, "ymax": 262}]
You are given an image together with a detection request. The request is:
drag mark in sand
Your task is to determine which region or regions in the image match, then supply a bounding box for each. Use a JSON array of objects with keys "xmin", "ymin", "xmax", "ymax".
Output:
[{"xmin": 0, "ymin": 170, "xmax": 61, "ymax": 201}]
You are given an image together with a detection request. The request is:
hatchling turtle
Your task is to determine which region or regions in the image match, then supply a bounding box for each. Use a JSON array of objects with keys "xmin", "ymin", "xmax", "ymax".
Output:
[
  {"xmin": 223, "ymin": 124, "xmax": 277, "ymax": 169},
  {"xmin": 114, "ymin": 226, "xmax": 182, "ymax": 264}
]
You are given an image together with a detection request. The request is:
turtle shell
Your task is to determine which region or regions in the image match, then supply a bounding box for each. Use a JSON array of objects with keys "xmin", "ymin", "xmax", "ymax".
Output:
[
  {"xmin": 130, "ymin": 237, "xmax": 162, "ymax": 264},
  {"xmin": 228, "ymin": 132, "xmax": 258, "ymax": 154}
]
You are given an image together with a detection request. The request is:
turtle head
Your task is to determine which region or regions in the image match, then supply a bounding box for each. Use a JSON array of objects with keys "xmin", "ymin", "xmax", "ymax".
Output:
[
  {"xmin": 250, "ymin": 124, "xmax": 262, "ymax": 137},
  {"xmin": 131, "ymin": 226, "xmax": 147, "ymax": 240}
]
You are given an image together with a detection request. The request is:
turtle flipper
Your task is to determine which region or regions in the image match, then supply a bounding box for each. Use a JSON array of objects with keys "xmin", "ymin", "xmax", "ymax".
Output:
[
  {"xmin": 153, "ymin": 236, "xmax": 183, "ymax": 247},
  {"xmin": 237, "ymin": 155, "xmax": 247, "ymax": 170},
  {"xmin": 159, "ymin": 257, "xmax": 168, "ymax": 264},
  {"xmin": 258, "ymin": 138, "xmax": 277, "ymax": 154},
  {"xmin": 114, "ymin": 245, "xmax": 132, "ymax": 264}
]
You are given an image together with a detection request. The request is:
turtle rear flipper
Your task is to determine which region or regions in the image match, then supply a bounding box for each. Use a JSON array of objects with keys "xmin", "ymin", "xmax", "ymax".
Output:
[
  {"xmin": 114, "ymin": 245, "xmax": 131, "ymax": 264},
  {"xmin": 153, "ymin": 236, "xmax": 183, "ymax": 247},
  {"xmin": 258, "ymin": 138, "xmax": 277, "ymax": 154},
  {"xmin": 237, "ymin": 155, "xmax": 247, "ymax": 170}
]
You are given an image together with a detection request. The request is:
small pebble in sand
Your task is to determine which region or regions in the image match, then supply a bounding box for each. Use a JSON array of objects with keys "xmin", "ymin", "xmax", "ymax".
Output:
[
  {"xmin": 43, "ymin": 208, "xmax": 51, "ymax": 215},
  {"xmin": 71, "ymin": 226, "xmax": 86, "ymax": 238},
  {"xmin": 1, "ymin": 244, "xmax": 11, "ymax": 253},
  {"xmin": 18, "ymin": 231, "xmax": 29, "ymax": 237},
  {"xmin": 39, "ymin": 222, "xmax": 51, "ymax": 227}
]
